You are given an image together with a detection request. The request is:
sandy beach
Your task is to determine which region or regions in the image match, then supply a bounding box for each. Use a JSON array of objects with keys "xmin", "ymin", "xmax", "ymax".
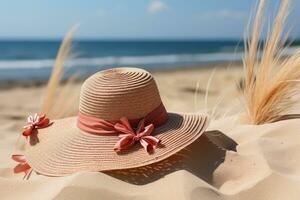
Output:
[
  {"xmin": 2, "ymin": 63, "xmax": 300, "ymax": 200},
  {"xmin": 0, "ymin": 64, "xmax": 244, "ymax": 197}
]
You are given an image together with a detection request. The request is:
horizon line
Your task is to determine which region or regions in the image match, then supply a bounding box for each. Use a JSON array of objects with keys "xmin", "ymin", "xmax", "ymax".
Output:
[{"xmin": 0, "ymin": 38, "xmax": 299, "ymax": 43}]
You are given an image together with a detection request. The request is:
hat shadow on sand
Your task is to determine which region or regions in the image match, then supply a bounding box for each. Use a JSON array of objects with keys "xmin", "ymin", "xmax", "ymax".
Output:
[{"xmin": 105, "ymin": 130, "xmax": 237, "ymax": 185}]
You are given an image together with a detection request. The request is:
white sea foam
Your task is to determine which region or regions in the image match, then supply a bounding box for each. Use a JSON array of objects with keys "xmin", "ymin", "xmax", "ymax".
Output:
[
  {"xmin": 0, "ymin": 52, "xmax": 242, "ymax": 70},
  {"xmin": 0, "ymin": 46, "xmax": 298, "ymax": 70}
]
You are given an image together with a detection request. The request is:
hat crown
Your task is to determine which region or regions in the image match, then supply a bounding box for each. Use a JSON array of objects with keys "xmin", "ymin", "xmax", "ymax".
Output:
[{"xmin": 79, "ymin": 67, "xmax": 163, "ymax": 121}]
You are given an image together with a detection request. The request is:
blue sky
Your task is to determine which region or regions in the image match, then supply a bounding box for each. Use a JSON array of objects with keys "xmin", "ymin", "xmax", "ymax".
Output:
[{"xmin": 0, "ymin": 0, "xmax": 299, "ymax": 39}]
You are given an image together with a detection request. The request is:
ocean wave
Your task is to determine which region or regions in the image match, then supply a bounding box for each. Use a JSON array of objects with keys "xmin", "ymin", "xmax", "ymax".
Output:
[
  {"xmin": 0, "ymin": 46, "xmax": 298, "ymax": 70},
  {"xmin": 0, "ymin": 52, "xmax": 243, "ymax": 70}
]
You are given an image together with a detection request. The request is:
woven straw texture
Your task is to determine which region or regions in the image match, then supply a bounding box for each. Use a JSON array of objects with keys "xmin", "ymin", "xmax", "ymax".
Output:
[
  {"xmin": 25, "ymin": 67, "xmax": 209, "ymax": 176},
  {"xmin": 79, "ymin": 68, "xmax": 162, "ymax": 120}
]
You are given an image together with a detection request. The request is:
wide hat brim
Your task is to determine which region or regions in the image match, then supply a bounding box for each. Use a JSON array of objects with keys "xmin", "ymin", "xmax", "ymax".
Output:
[{"xmin": 25, "ymin": 112, "xmax": 209, "ymax": 176}]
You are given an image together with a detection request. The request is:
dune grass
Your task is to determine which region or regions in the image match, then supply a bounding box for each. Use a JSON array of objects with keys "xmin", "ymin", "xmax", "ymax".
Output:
[
  {"xmin": 242, "ymin": 0, "xmax": 300, "ymax": 124},
  {"xmin": 40, "ymin": 25, "xmax": 80, "ymax": 119}
]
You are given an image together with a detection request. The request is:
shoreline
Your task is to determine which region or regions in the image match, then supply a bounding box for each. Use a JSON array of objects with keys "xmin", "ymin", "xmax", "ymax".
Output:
[{"xmin": 0, "ymin": 61, "xmax": 243, "ymax": 90}]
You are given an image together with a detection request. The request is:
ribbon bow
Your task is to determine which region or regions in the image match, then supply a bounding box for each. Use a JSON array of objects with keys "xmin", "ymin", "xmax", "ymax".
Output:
[
  {"xmin": 22, "ymin": 113, "xmax": 51, "ymax": 137},
  {"xmin": 113, "ymin": 117, "xmax": 160, "ymax": 153},
  {"xmin": 11, "ymin": 154, "xmax": 32, "ymax": 180}
]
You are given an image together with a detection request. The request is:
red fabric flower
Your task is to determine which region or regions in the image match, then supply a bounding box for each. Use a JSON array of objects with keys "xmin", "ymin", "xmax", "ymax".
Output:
[
  {"xmin": 11, "ymin": 154, "xmax": 32, "ymax": 179},
  {"xmin": 113, "ymin": 117, "xmax": 160, "ymax": 153},
  {"xmin": 22, "ymin": 113, "xmax": 51, "ymax": 137}
]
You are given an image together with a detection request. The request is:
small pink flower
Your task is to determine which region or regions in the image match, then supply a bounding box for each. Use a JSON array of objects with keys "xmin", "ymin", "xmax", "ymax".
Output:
[
  {"xmin": 22, "ymin": 113, "xmax": 51, "ymax": 137},
  {"xmin": 11, "ymin": 154, "xmax": 32, "ymax": 179},
  {"xmin": 113, "ymin": 117, "xmax": 160, "ymax": 153}
]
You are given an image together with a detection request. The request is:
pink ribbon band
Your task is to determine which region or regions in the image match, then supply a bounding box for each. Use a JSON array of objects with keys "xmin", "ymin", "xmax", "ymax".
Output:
[
  {"xmin": 77, "ymin": 103, "xmax": 168, "ymax": 135},
  {"xmin": 76, "ymin": 103, "xmax": 168, "ymax": 153}
]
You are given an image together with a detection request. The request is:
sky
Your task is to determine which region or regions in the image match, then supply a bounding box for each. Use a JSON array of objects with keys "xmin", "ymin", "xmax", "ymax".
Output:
[{"xmin": 0, "ymin": 0, "xmax": 299, "ymax": 40}]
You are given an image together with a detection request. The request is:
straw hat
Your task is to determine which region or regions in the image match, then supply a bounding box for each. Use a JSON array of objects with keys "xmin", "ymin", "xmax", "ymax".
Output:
[{"xmin": 23, "ymin": 67, "xmax": 209, "ymax": 176}]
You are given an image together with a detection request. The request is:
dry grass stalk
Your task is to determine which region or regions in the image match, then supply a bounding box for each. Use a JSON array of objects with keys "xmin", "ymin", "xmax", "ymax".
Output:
[
  {"xmin": 40, "ymin": 25, "xmax": 79, "ymax": 118},
  {"xmin": 48, "ymin": 76, "xmax": 80, "ymax": 118},
  {"xmin": 15, "ymin": 26, "xmax": 79, "ymax": 151},
  {"xmin": 244, "ymin": 0, "xmax": 266, "ymax": 91},
  {"xmin": 243, "ymin": 0, "xmax": 300, "ymax": 124}
]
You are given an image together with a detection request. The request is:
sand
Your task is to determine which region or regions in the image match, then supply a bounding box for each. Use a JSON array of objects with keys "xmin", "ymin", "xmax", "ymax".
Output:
[{"xmin": 1, "ymin": 65, "xmax": 300, "ymax": 200}]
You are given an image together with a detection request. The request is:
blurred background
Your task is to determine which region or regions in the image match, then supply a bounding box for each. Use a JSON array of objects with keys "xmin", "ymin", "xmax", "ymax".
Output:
[{"xmin": 0, "ymin": 0, "xmax": 299, "ymax": 82}]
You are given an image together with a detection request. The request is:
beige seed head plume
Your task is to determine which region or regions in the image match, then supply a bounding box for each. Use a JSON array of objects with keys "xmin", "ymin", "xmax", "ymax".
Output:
[
  {"xmin": 242, "ymin": 0, "xmax": 300, "ymax": 124},
  {"xmin": 40, "ymin": 24, "xmax": 79, "ymax": 119}
]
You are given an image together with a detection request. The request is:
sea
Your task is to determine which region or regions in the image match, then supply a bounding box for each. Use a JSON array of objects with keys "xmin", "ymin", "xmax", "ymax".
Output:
[{"xmin": 0, "ymin": 40, "xmax": 298, "ymax": 81}]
